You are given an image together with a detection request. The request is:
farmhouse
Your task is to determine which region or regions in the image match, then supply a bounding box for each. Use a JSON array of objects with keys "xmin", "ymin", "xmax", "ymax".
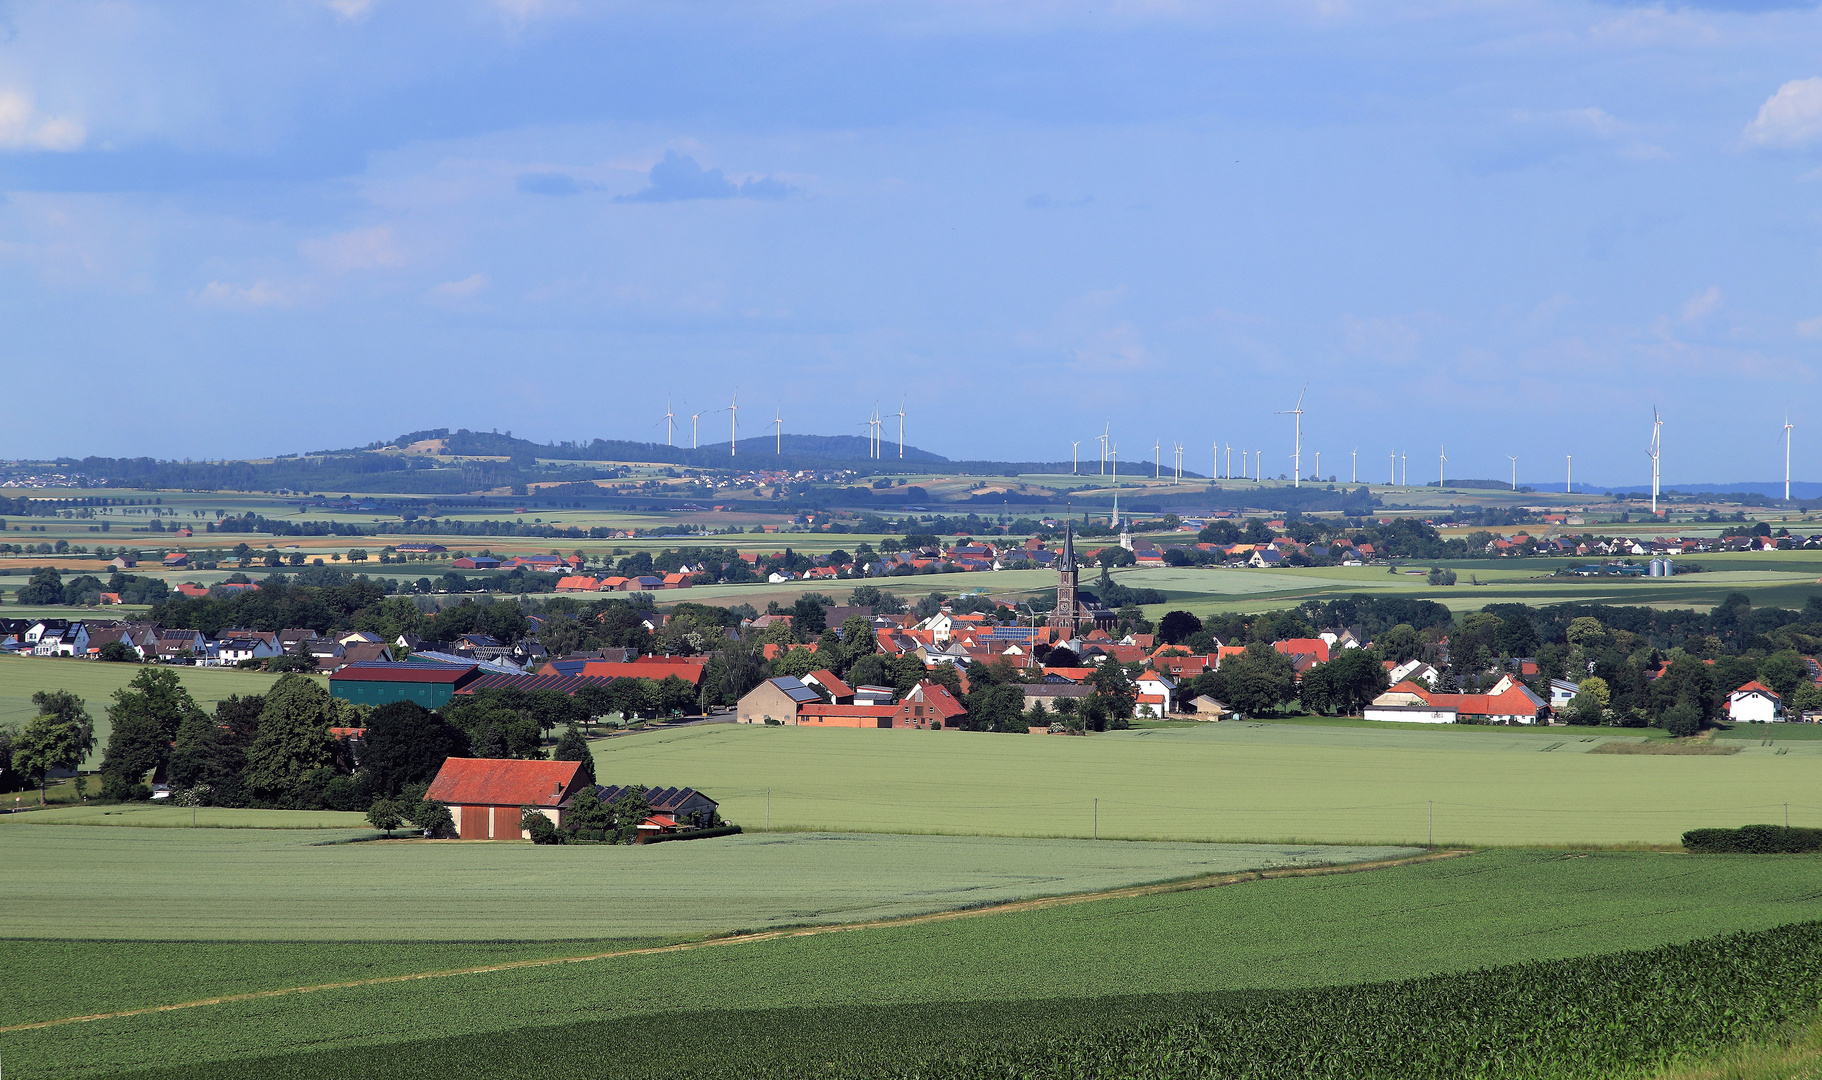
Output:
[
  {"xmin": 737, "ymin": 676, "xmax": 823, "ymax": 722},
  {"xmin": 595, "ymin": 784, "xmax": 720, "ymax": 832},
  {"xmin": 1366, "ymin": 677, "xmax": 1545, "ymax": 725},
  {"xmin": 426, "ymin": 757, "xmax": 589, "ymax": 840},
  {"xmin": 330, "ymin": 661, "xmax": 482, "ymax": 708},
  {"xmin": 1727, "ymin": 681, "xmax": 1784, "ymax": 723}
]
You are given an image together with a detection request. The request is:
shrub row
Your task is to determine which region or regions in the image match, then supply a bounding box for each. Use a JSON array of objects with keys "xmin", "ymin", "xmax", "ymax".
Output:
[
  {"xmin": 1683, "ymin": 824, "xmax": 1822, "ymax": 854},
  {"xmin": 100, "ymin": 920, "xmax": 1822, "ymax": 1080}
]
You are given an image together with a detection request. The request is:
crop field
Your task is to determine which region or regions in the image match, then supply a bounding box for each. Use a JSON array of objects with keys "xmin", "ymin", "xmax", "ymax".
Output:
[
  {"xmin": 0, "ymin": 824, "xmax": 1408, "ymax": 941},
  {"xmin": 6, "ymin": 804, "xmax": 369, "ymax": 828},
  {"xmin": 7, "ymin": 849, "xmax": 1822, "ymax": 1079},
  {"xmin": 0, "ymin": 657, "xmax": 310, "ymax": 767},
  {"xmin": 594, "ymin": 722, "xmax": 1822, "ymax": 846}
]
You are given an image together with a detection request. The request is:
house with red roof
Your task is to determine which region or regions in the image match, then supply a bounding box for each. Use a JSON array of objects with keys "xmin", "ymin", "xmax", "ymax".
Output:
[
  {"xmin": 802, "ymin": 669, "xmax": 854, "ymax": 704},
  {"xmin": 556, "ymin": 575, "xmax": 600, "ymax": 593},
  {"xmin": 1727, "ymin": 681, "xmax": 1784, "ymax": 724},
  {"xmin": 426, "ymin": 757, "xmax": 588, "ymax": 840},
  {"xmin": 1366, "ymin": 676, "xmax": 1546, "ymax": 724}
]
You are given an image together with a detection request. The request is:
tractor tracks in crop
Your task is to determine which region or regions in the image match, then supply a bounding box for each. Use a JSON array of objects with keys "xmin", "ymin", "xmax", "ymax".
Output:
[{"xmin": 0, "ymin": 848, "xmax": 1470, "ymax": 1034}]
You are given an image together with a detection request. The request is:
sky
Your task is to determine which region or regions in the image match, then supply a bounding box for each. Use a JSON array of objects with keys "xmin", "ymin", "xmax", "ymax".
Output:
[{"xmin": 3, "ymin": 0, "xmax": 1822, "ymax": 486}]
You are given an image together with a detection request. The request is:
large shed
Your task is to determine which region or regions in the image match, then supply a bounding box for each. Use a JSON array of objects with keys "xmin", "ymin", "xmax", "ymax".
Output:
[
  {"xmin": 330, "ymin": 661, "xmax": 480, "ymax": 709},
  {"xmin": 426, "ymin": 757, "xmax": 588, "ymax": 840}
]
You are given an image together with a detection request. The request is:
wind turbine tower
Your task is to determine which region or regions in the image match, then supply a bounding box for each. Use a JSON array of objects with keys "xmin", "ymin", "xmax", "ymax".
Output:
[
  {"xmin": 1508, "ymin": 455, "xmax": 1517, "ymax": 491},
  {"xmin": 1785, "ymin": 416, "xmax": 1795, "ymax": 501},
  {"xmin": 774, "ymin": 409, "xmax": 782, "ymax": 455},
  {"xmin": 1315, "ymin": 450, "xmax": 1321, "ymax": 480},
  {"xmin": 1071, "ymin": 440, "xmax": 1080, "ymax": 475},
  {"xmin": 1352, "ymin": 449, "xmax": 1357, "ymax": 484},
  {"xmin": 660, "ymin": 397, "xmax": 676, "ymax": 447},
  {"xmin": 728, "ymin": 393, "xmax": 739, "ymax": 457},
  {"xmin": 1646, "ymin": 408, "xmax": 1663, "ymax": 514},
  {"xmin": 895, "ymin": 400, "xmax": 906, "ymax": 460},
  {"xmin": 1154, "ymin": 439, "xmax": 1161, "ymax": 480},
  {"xmin": 1276, "ymin": 387, "xmax": 1307, "ymax": 488},
  {"xmin": 690, "ymin": 410, "xmax": 703, "ymax": 449},
  {"xmin": 1439, "ymin": 446, "xmax": 1447, "ymax": 489}
]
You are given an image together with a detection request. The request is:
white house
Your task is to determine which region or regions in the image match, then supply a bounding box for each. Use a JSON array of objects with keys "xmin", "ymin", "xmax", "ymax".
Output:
[
  {"xmin": 1388, "ymin": 659, "xmax": 1439, "ymax": 686},
  {"xmin": 33, "ymin": 624, "xmax": 89, "ymax": 657},
  {"xmin": 1135, "ymin": 670, "xmax": 1177, "ymax": 712},
  {"xmin": 1549, "ymin": 679, "xmax": 1581, "ymax": 710},
  {"xmin": 216, "ymin": 636, "xmax": 281, "ymax": 666},
  {"xmin": 1727, "ymin": 681, "xmax": 1784, "ymax": 724}
]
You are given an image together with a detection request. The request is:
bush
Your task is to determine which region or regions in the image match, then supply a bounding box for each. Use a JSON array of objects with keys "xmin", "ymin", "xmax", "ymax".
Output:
[
  {"xmin": 1683, "ymin": 825, "xmax": 1822, "ymax": 854},
  {"xmin": 522, "ymin": 806, "xmax": 561, "ymax": 844}
]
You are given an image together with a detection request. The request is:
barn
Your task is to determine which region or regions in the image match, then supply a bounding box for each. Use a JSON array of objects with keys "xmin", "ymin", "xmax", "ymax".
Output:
[
  {"xmin": 425, "ymin": 757, "xmax": 590, "ymax": 840},
  {"xmin": 330, "ymin": 661, "xmax": 481, "ymax": 709}
]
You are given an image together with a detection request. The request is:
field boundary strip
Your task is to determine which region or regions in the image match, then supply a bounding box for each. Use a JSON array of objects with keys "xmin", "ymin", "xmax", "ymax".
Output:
[{"xmin": 0, "ymin": 849, "xmax": 1468, "ymax": 1034}]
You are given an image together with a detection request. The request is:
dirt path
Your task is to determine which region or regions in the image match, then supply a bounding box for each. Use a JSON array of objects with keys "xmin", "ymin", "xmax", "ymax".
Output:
[{"xmin": 0, "ymin": 848, "xmax": 1469, "ymax": 1035}]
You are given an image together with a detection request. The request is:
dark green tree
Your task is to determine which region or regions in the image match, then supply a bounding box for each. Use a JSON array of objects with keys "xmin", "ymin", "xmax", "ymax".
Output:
[
  {"xmin": 12, "ymin": 699, "xmax": 94, "ymax": 803},
  {"xmin": 168, "ymin": 709, "xmax": 248, "ymax": 803},
  {"xmin": 361, "ymin": 701, "xmax": 469, "ymax": 798},
  {"xmin": 1757, "ymin": 650, "xmax": 1808, "ymax": 700},
  {"xmin": 1157, "ymin": 610, "xmax": 1203, "ymax": 646},
  {"xmin": 551, "ymin": 725, "xmax": 596, "ymax": 785},
  {"xmin": 98, "ymin": 668, "xmax": 196, "ymax": 796},
  {"xmin": 1218, "ymin": 642, "xmax": 1299, "ymax": 717},
  {"xmin": 244, "ymin": 674, "xmax": 337, "ymax": 804},
  {"xmin": 1662, "ymin": 699, "xmax": 1702, "ymax": 738},
  {"xmin": 16, "ymin": 567, "xmax": 64, "ymax": 605}
]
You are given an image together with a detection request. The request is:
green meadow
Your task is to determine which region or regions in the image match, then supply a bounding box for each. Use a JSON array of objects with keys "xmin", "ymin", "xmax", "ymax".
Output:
[
  {"xmin": 0, "ymin": 657, "xmax": 311, "ymax": 767},
  {"xmin": 0, "ymin": 824, "xmax": 1407, "ymax": 942},
  {"xmin": 8, "ymin": 849, "xmax": 1821, "ymax": 1079},
  {"xmin": 593, "ymin": 721, "xmax": 1822, "ymax": 847}
]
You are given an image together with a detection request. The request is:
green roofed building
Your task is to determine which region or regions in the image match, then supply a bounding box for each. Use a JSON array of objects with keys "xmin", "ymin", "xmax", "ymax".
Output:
[{"xmin": 329, "ymin": 661, "xmax": 480, "ymax": 709}]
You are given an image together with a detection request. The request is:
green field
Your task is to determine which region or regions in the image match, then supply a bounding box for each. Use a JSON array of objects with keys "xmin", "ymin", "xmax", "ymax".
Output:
[
  {"xmin": 8, "ymin": 849, "xmax": 1821, "ymax": 1079},
  {"xmin": 0, "ymin": 824, "xmax": 1408, "ymax": 941},
  {"xmin": 0, "ymin": 657, "xmax": 314, "ymax": 767},
  {"xmin": 6, "ymin": 804, "xmax": 369, "ymax": 828},
  {"xmin": 593, "ymin": 722, "xmax": 1822, "ymax": 846}
]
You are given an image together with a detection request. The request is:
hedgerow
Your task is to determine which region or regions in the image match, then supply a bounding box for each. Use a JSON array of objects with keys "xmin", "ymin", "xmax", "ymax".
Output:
[{"xmin": 96, "ymin": 920, "xmax": 1822, "ymax": 1080}]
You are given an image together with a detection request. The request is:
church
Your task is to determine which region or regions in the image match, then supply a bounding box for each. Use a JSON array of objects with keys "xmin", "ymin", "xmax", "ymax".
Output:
[{"xmin": 1046, "ymin": 524, "xmax": 1115, "ymax": 635}]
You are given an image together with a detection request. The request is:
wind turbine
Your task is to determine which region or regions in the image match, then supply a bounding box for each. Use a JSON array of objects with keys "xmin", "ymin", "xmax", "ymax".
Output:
[
  {"xmin": 1438, "ymin": 446, "xmax": 1447, "ymax": 489},
  {"xmin": 895, "ymin": 400, "xmax": 906, "ymax": 460},
  {"xmin": 1254, "ymin": 449, "xmax": 1261, "ymax": 481},
  {"xmin": 1647, "ymin": 408, "xmax": 1662, "ymax": 515},
  {"xmin": 1507, "ymin": 455, "xmax": 1518, "ymax": 491},
  {"xmin": 1276, "ymin": 386, "xmax": 1307, "ymax": 489},
  {"xmin": 690, "ymin": 409, "xmax": 704, "ymax": 449},
  {"xmin": 1784, "ymin": 415, "xmax": 1794, "ymax": 501},
  {"xmin": 1225, "ymin": 444, "xmax": 1231, "ymax": 480},
  {"xmin": 1154, "ymin": 439, "xmax": 1161, "ymax": 480},
  {"xmin": 774, "ymin": 409, "xmax": 783, "ymax": 455},
  {"xmin": 1071, "ymin": 440, "xmax": 1080, "ymax": 476},
  {"xmin": 1567, "ymin": 454, "xmax": 1572, "ymax": 494},
  {"xmin": 1099, "ymin": 424, "xmax": 1109, "ymax": 475},
  {"xmin": 658, "ymin": 396, "xmax": 676, "ymax": 447},
  {"xmin": 1390, "ymin": 449, "xmax": 1396, "ymax": 486},
  {"xmin": 727, "ymin": 392, "xmax": 739, "ymax": 456},
  {"xmin": 1351, "ymin": 449, "xmax": 1358, "ymax": 484},
  {"xmin": 1314, "ymin": 450, "xmax": 1321, "ymax": 481},
  {"xmin": 1401, "ymin": 451, "xmax": 1408, "ymax": 487}
]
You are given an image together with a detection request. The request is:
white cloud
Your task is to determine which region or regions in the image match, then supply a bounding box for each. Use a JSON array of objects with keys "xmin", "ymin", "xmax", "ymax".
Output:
[
  {"xmin": 430, "ymin": 272, "xmax": 488, "ymax": 298},
  {"xmin": 1743, "ymin": 78, "xmax": 1822, "ymax": 150},
  {"xmin": 0, "ymin": 90, "xmax": 86, "ymax": 152},
  {"xmin": 1681, "ymin": 285, "xmax": 1722, "ymax": 323},
  {"xmin": 299, "ymin": 226, "xmax": 406, "ymax": 271},
  {"xmin": 325, "ymin": 0, "xmax": 377, "ymax": 21},
  {"xmin": 195, "ymin": 279, "xmax": 308, "ymax": 309},
  {"xmin": 1797, "ymin": 316, "xmax": 1822, "ymax": 340}
]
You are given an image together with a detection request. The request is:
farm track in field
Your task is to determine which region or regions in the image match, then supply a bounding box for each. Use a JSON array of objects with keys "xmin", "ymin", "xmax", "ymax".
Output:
[{"xmin": 0, "ymin": 848, "xmax": 1469, "ymax": 1035}]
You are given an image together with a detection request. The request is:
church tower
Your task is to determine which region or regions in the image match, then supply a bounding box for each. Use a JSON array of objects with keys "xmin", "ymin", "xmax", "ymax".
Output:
[{"xmin": 1048, "ymin": 523, "xmax": 1080, "ymax": 631}]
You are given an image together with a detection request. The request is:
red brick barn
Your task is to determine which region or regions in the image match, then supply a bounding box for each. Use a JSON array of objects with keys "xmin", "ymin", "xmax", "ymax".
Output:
[{"xmin": 425, "ymin": 758, "xmax": 588, "ymax": 840}]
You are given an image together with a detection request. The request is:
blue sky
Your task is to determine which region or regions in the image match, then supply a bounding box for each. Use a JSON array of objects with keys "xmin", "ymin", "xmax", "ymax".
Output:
[{"xmin": 3, "ymin": 0, "xmax": 1821, "ymax": 485}]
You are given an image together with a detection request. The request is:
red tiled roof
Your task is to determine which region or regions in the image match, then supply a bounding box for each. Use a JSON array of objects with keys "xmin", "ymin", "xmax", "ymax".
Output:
[
  {"xmin": 579, "ymin": 661, "xmax": 706, "ymax": 685},
  {"xmin": 331, "ymin": 662, "xmax": 476, "ymax": 684},
  {"xmin": 914, "ymin": 680, "xmax": 967, "ymax": 718},
  {"xmin": 806, "ymin": 669, "xmax": 853, "ymax": 698},
  {"xmin": 426, "ymin": 757, "xmax": 585, "ymax": 807},
  {"xmin": 1732, "ymin": 681, "xmax": 1780, "ymax": 698}
]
